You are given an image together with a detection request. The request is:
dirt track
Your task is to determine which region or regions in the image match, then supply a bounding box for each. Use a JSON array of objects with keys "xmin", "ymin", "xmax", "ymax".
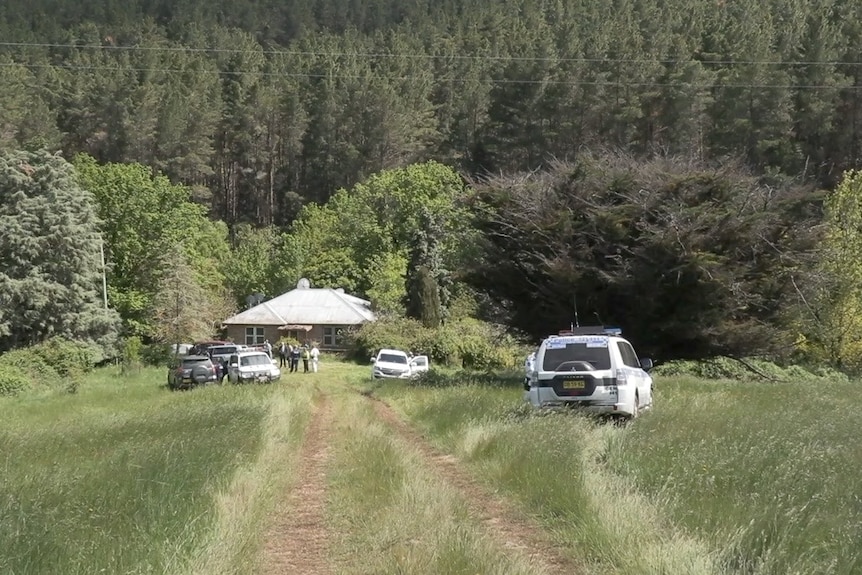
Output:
[
  {"xmin": 261, "ymin": 389, "xmax": 581, "ymax": 574},
  {"xmin": 262, "ymin": 395, "xmax": 333, "ymax": 575}
]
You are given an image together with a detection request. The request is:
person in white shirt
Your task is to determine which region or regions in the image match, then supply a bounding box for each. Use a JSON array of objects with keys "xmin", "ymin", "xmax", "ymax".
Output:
[{"xmin": 310, "ymin": 344, "xmax": 320, "ymax": 373}]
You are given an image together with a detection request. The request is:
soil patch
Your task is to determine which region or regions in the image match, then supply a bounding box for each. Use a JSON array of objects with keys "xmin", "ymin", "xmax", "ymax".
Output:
[{"xmin": 262, "ymin": 394, "xmax": 334, "ymax": 575}]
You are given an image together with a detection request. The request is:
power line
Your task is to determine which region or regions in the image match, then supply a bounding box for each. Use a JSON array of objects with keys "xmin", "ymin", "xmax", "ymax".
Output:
[
  {"xmin": 0, "ymin": 61, "xmax": 858, "ymax": 90},
  {"xmin": 1, "ymin": 40, "xmax": 862, "ymax": 67}
]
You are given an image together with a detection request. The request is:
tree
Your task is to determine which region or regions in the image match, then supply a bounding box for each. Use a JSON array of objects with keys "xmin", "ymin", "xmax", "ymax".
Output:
[
  {"xmin": 0, "ymin": 149, "xmax": 120, "ymax": 352},
  {"xmin": 467, "ymin": 153, "xmax": 820, "ymax": 360},
  {"xmin": 797, "ymin": 170, "xmax": 862, "ymax": 369},
  {"xmin": 74, "ymin": 155, "xmax": 231, "ymax": 337},
  {"xmin": 151, "ymin": 243, "xmax": 230, "ymax": 344},
  {"xmin": 406, "ymin": 265, "xmax": 442, "ymax": 328}
]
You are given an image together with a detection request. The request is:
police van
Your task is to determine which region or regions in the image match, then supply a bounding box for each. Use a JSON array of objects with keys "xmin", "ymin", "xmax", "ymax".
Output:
[{"xmin": 524, "ymin": 326, "xmax": 654, "ymax": 418}]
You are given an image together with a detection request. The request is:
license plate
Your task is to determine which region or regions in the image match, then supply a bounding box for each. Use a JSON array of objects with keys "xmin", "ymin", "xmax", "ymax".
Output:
[{"xmin": 563, "ymin": 378, "xmax": 585, "ymax": 389}]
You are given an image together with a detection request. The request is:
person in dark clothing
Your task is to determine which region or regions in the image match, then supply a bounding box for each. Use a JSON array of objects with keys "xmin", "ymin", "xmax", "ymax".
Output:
[
  {"xmin": 279, "ymin": 342, "xmax": 288, "ymax": 368},
  {"xmin": 290, "ymin": 345, "xmax": 301, "ymax": 373}
]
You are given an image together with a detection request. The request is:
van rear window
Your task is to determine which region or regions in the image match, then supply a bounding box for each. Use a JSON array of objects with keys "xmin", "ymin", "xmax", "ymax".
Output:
[{"xmin": 542, "ymin": 343, "xmax": 611, "ymax": 371}]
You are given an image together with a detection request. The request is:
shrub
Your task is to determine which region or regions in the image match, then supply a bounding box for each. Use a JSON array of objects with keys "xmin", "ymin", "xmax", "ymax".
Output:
[
  {"xmin": 0, "ymin": 348, "xmax": 63, "ymax": 392},
  {"xmin": 0, "ymin": 365, "xmax": 31, "ymax": 396},
  {"xmin": 30, "ymin": 337, "xmax": 96, "ymax": 379},
  {"xmin": 141, "ymin": 343, "xmax": 172, "ymax": 366}
]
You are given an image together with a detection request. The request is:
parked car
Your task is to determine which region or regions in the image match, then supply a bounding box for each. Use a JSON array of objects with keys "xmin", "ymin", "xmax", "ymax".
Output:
[
  {"xmin": 371, "ymin": 349, "xmax": 413, "ymax": 379},
  {"xmin": 524, "ymin": 326, "xmax": 653, "ymax": 419},
  {"xmin": 189, "ymin": 340, "xmax": 232, "ymax": 356},
  {"xmin": 168, "ymin": 355, "xmax": 218, "ymax": 390},
  {"xmin": 226, "ymin": 350, "xmax": 281, "ymax": 384}
]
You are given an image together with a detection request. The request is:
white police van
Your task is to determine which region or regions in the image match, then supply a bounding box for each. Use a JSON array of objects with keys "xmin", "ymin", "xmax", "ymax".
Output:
[{"xmin": 524, "ymin": 326, "xmax": 654, "ymax": 418}]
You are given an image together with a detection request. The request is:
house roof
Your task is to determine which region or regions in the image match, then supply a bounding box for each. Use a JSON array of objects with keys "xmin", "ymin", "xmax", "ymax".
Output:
[{"xmin": 222, "ymin": 283, "xmax": 376, "ymax": 326}]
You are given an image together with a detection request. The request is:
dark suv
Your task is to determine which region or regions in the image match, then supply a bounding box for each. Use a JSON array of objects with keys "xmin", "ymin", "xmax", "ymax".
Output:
[{"xmin": 168, "ymin": 355, "xmax": 218, "ymax": 390}]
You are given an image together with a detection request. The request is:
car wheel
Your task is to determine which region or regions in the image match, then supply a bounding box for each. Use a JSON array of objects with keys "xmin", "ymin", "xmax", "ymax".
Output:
[{"xmin": 631, "ymin": 393, "xmax": 640, "ymax": 419}]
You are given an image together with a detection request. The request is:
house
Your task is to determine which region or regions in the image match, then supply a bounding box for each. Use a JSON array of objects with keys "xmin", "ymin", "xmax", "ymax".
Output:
[{"xmin": 221, "ymin": 278, "xmax": 376, "ymax": 349}]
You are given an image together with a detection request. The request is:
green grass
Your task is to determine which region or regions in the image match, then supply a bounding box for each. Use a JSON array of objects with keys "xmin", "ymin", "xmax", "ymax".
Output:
[
  {"xmin": 610, "ymin": 376, "xmax": 862, "ymax": 575},
  {"xmin": 325, "ymin": 392, "xmax": 546, "ymax": 575},
  {"xmin": 0, "ymin": 367, "xmax": 273, "ymax": 575}
]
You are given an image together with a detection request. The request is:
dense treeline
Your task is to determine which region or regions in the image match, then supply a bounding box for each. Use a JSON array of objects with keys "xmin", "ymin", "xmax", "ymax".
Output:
[
  {"xmin": 4, "ymin": 1, "xmax": 862, "ymax": 368},
  {"xmin": 1, "ymin": 0, "xmax": 861, "ymax": 228}
]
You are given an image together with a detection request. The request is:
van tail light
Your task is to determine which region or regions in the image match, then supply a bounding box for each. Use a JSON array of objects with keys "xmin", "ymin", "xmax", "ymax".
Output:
[{"xmin": 615, "ymin": 369, "xmax": 629, "ymax": 385}]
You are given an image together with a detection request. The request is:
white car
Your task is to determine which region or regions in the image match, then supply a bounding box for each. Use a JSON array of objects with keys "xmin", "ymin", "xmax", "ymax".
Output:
[
  {"xmin": 371, "ymin": 349, "xmax": 430, "ymax": 379},
  {"xmin": 524, "ymin": 327, "xmax": 653, "ymax": 418},
  {"xmin": 227, "ymin": 351, "xmax": 281, "ymax": 384}
]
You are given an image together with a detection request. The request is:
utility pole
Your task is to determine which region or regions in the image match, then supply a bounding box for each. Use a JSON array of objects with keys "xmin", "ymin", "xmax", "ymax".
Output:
[{"xmin": 100, "ymin": 238, "xmax": 108, "ymax": 310}]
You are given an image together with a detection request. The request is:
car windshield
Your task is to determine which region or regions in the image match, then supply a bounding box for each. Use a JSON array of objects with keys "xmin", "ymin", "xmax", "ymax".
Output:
[
  {"xmin": 379, "ymin": 353, "xmax": 408, "ymax": 364},
  {"xmin": 240, "ymin": 354, "xmax": 272, "ymax": 367},
  {"xmin": 542, "ymin": 342, "xmax": 611, "ymax": 371}
]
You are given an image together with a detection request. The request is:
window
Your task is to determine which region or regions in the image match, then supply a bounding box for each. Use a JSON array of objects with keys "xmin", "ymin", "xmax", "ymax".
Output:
[
  {"xmin": 286, "ymin": 330, "xmax": 301, "ymax": 341},
  {"xmin": 542, "ymin": 343, "xmax": 611, "ymax": 371},
  {"xmin": 616, "ymin": 342, "xmax": 641, "ymax": 368},
  {"xmin": 323, "ymin": 326, "xmax": 346, "ymax": 347},
  {"xmin": 245, "ymin": 327, "xmax": 265, "ymax": 346}
]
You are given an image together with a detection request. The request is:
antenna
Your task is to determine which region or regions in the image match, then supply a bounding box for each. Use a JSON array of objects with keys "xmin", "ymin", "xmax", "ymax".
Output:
[{"xmin": 573, "ymin": 294, "xmax": 580, "ymax": 329}]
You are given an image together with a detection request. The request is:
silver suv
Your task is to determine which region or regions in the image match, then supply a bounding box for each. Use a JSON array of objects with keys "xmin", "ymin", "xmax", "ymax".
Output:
[{"xmin": 524, "ymin": 327, "xmax": 654, "ymax": 418}]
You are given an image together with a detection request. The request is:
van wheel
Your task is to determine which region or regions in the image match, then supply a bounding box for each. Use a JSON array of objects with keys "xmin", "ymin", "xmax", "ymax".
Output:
[{"xmin": 631, "ymin": 393, "xmax": 640, "ymax": 419}]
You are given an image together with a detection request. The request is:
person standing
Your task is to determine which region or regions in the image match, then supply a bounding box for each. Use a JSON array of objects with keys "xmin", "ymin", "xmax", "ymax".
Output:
[
  {"xmin": 290, "ymin": 344, "xmax": 301, "ymax": 373},
  {"xmin": 301, "ymin": 345, "xmax": 310, "ymax": 373},
  {"xmin": 264, "ymin": 339, "xmax": 273, "ymax": 358},
  {"xmin": 279, "ymin": 341, "xmax": 288, "ymax": 367},
  {"xmin": 310, "ymin": 344, "xmax": 320, "ymax": 373}
]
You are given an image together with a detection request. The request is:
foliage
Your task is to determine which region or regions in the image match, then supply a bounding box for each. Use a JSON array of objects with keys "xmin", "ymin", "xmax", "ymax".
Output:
[
  {"xmin": 0, "ymin": 347, "xmax": 64, "ymax": 394},
  {"xmin": 29, "ymin": 337, "xmax": 96, "ymax": 379},
  {"xmin": 652, "ymin": 357, "xmax": 850, "ymax": 383},
  {"xmin": 0, "ymin": 150, "xmax": 121, "ymax": 354},
  {"xmin": 468, "ymin": 154, "xmax": 821, "ymax": 360},
  {"xmin": 793, "ymin": 169, "xmax": 862, "ymax": 371},
  {"xmin": 0, "ymin": 365, "xmax": 31, "ymax": 396},
  {"xmin": 74, "ymin": 155, "xmax": 232, "ymax": 337},
  {"xmin": 288, "ymin": 161, "xmax": 471, "ymax": 310},
  {"xmin": 346, "ymin": 316, "xmax": 527, "ymax": 369}
]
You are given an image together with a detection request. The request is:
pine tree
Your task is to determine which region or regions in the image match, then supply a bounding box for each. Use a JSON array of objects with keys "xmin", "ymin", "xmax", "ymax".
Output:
[{"xmin": 0, "ymin": 149, "xmax": 120, "ymax": 352}]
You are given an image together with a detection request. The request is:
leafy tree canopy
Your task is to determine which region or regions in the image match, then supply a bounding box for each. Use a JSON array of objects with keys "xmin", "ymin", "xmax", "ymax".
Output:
[
  {"xmin": 74, "ymin": 155, "xmax": 231, "ymax": 337},
  {"xmin": 467, "ymin": 153, "xmax": 821, "ymax": 360}
]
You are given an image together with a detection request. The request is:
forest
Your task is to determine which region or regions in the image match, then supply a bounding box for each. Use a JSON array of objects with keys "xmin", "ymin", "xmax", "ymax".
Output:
[{"xmin": 2, "ymin": 0, "xmax": 862, "ymax": 367}]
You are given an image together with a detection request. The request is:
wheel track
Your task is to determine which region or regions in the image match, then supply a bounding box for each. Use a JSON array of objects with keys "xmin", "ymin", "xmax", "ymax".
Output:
[
  {"xmin": 363, "ymin": 392, "xmax": 583, "ymax": 575},
  {"xmin": 262, "ymin": 393, "xmax": 334, "ymax": 575}
]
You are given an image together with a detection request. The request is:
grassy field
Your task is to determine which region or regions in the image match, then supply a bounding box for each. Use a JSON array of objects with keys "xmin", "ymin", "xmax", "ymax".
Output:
[
  {"xmin": 0, "ymin": 366, "xmax": 313, "ymax": 575},
  {"xmin": 3, "ymin": 361, "xmax": 860, "ymax": 574},
  {"xmin": 372, "ymin": 373, "xmax": 862, "ymax": 575}
]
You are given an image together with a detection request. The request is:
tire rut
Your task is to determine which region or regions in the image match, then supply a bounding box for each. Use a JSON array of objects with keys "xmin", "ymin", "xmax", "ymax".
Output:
[
  {"xmin": 364, "ymin": 393, "xmax": 583, "ymax": 575},
  {"xmin": 262, "ymin": 393, "xmax": 334, "ymax": 575}
]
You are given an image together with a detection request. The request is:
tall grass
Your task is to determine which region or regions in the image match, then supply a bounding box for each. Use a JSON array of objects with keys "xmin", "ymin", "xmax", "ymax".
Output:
[
  {"xmin": 375, "ymin": 373, "xmax": 862, "ymax": 575},
  {"xmin": 325, "ymin": 393, "xmax": 551, "ymax": 574},
  {"xmin": 610, "ymin": 376, "xmax": 862, "ymax": 575},
  {"xmin": 374, "ymin": 380, "xmax": 720, "ymax": 575},
  {"xmin": 0, "ymin": 367, "xmax": 274, "ymax": 575}
]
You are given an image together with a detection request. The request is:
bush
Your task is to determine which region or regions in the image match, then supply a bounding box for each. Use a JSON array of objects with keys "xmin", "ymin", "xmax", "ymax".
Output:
[
  {"xmin": 0, "ymin": 365, "xmax": 32, "ymax": 396},
  {"xmin": 141, "ymin": 343, "xmax": 172, "ymax": 367},
  {"xmin": 346, "ymin": 317, "xmax": 530, "ymax": 368},
  {"xmin": 0, "ymin": 348, "xmax": 64, "ymax": 392},
  {"xmin": 411, "ymin": 368, "xmax": 523, "ymax": 388},
  {"xmin": 30, "ymin": 337, "xmax": 96, "ymax": 379},
  {"xmin": 652, "ymin": 356, "xmax": 851, "ymax": 383}
]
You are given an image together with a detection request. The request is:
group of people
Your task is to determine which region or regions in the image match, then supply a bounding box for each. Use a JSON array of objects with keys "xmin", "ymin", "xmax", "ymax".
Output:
[{"xmin": 276, "ymin": 341, "xmax": 320, "ymax": 373}]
